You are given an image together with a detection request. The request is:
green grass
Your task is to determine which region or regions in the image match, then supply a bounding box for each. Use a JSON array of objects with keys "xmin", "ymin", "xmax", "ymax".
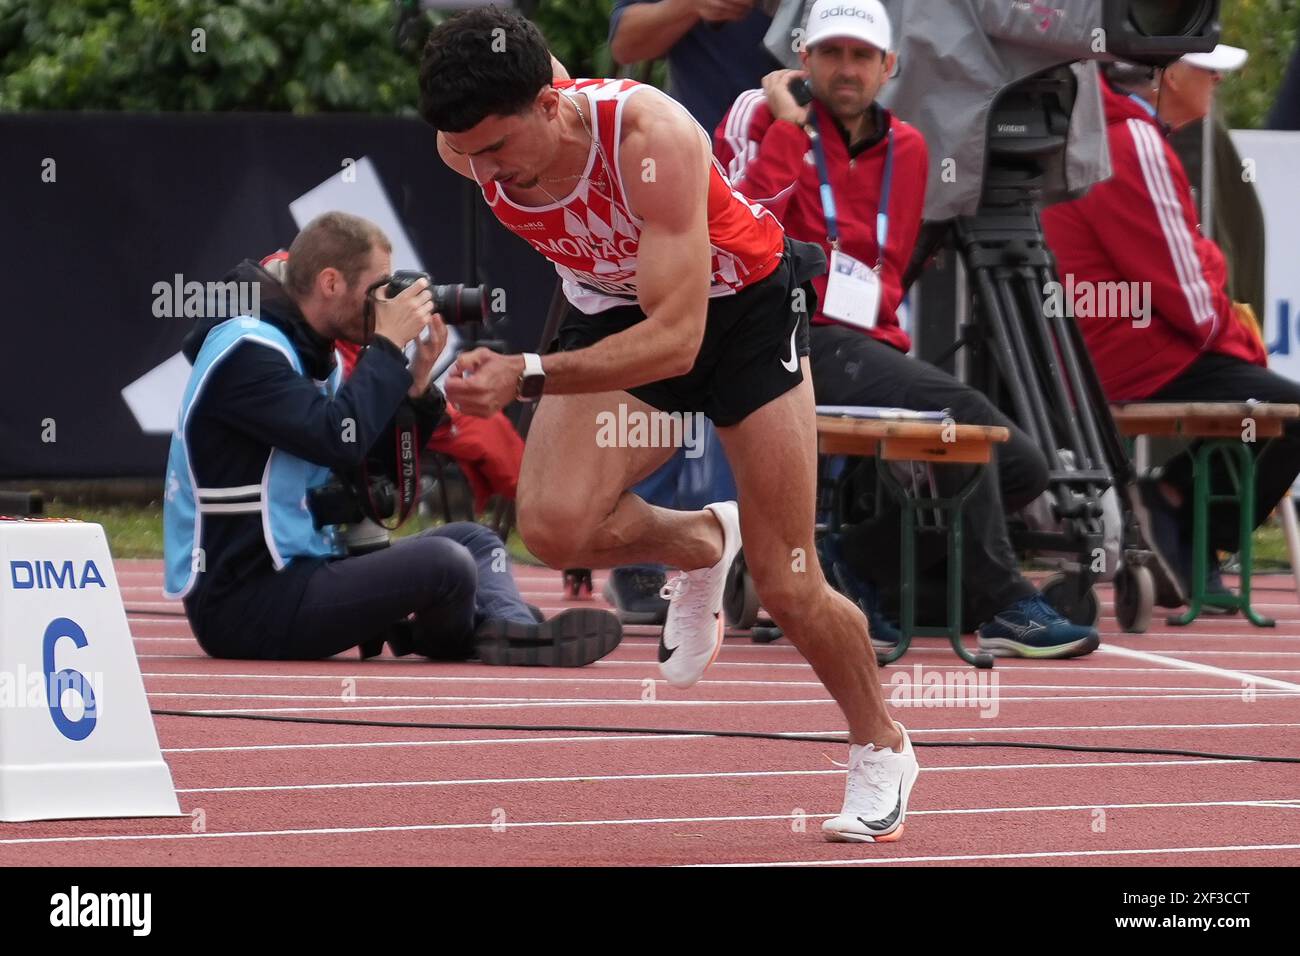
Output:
[
  {"xmin": 39, "ymin": 499, "xmax": 1296, "ymax": 575},
  {"xmin": 41, "ymin": 500, "xmax": 540, "ymax": 565},
  {"xmin": 43, "ymin": 502, "xmax": 167, "ymax": 559}
]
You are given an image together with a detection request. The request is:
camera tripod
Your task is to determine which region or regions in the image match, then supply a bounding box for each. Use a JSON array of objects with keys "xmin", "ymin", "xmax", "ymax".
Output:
[{"xmin": 924, "ymin": 68, "xmax": 1160, "ymax": 632}]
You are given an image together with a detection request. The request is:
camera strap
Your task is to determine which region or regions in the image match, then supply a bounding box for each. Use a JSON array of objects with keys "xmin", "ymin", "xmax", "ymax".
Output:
[
  {"xmin": 807, "ymin": 110, "xmax": 894, "ymax": 270},
  {"xmin": 358, "ymin": 402, "xmax": 420, "ymax": 531}
]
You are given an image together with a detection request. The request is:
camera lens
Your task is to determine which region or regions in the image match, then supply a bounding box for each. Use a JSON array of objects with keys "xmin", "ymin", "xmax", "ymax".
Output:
[
  {"xmin": 1129, "ymin": 1, "xmax": 1215, "ymax": 37},
  {"xmin": 433, "ymin": 284, "xmax": 488, "ymax": 325}
]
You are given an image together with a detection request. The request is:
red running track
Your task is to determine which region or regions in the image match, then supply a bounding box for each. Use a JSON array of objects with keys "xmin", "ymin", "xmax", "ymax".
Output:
[{"xmin": 2, "ymin": 560, "xmax": 1298, "ymax": 867}]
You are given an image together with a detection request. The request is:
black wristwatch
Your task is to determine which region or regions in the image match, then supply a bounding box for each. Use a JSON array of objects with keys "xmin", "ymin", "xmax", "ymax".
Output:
[{"xmin": 517, "ymin": 352, "xmax": 546, "ymax": 402}]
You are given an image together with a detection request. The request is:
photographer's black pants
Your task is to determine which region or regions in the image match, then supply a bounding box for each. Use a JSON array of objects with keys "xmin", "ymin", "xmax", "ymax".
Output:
[
  {"xmin": 808, "ymin": 325, "xmax": 1048, "ymax": 626},
  {"xmin": 200, "ymin": 523, "xmax": 533, "ymax": 661},
  {"xmin": 1148, "ymin": 352, "xmax": 1300, "ymax": 552}
]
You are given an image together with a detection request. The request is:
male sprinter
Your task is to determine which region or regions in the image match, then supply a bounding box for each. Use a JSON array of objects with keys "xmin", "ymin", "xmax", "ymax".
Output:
[{"xmin": 420, "ymin": 7, "xmax": 915, "ymax": 842}]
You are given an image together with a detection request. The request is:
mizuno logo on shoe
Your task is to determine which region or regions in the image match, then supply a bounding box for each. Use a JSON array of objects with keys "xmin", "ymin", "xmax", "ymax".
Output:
[{"xmin": 1001, "ymin": 620, "xmax": 1047, "ymax": 639}]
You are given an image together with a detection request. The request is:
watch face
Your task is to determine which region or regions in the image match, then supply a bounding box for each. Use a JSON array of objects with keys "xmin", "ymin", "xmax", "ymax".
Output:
[{"xmin": 519, "ymin": 373, "xmax": 545, "ymax": 401}]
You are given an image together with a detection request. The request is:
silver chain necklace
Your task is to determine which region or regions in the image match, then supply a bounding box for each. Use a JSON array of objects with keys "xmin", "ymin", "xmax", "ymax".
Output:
[{"xmin": 534, "ymin": 95, "xmax": 595, "ymax": 204}]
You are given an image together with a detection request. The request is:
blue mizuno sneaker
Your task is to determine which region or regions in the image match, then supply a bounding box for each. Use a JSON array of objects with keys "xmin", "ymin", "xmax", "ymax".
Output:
[{"xmin": 977, "ymin": 594, "xmax": 1100, "ymax": 659}]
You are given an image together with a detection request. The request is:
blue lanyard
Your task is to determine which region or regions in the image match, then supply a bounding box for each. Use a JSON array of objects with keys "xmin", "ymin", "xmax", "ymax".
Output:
[
  {"xmin": 1127, "ymin": 93, "xmax": 1158, "ymax": 119},
  {"xmin": 807, "ymin": 110, "xmax": 894, "ymax": 270}
]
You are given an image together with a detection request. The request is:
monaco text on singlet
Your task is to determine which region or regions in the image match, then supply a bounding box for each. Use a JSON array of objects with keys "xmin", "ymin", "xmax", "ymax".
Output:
[{"xmin": 479, "ymin": 78, "xmax": 786, "ymax": 314}]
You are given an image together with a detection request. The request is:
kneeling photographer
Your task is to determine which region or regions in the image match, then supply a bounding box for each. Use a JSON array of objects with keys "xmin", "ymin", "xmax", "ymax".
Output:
[{"xmin": 163, "ymin": 211, "xmax": 621, "ymax": 665}]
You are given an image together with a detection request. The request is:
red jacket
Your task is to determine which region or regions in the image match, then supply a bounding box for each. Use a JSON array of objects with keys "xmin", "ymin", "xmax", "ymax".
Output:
[
  {"xmin": 714, "ymin": 93, "xmax": 928, "ymax": 353},
  {"xmin": 1041, "ymin": 80, "xmax": 1266, "ymax": 402}
]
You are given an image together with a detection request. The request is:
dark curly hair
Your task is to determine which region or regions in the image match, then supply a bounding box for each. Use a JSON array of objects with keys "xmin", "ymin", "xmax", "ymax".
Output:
[{"xmin": 419, "ymin": 7, "xmax": 553, "ymax": 133}]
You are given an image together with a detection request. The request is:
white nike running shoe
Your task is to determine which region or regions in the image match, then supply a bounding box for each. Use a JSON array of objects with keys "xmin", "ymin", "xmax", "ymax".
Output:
[
  {"xmin": 657, "ymin": 501, "xmax": 741, "ymax": 689},
  {"xmin": 822, "ymin": 723, "xmax": 919, "ymax": 843}
]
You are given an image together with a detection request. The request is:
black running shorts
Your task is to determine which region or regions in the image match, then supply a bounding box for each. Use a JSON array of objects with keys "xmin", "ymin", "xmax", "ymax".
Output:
[{"xmin": 548, "ymin": 237, "xmax": 827, "ymax": 428}]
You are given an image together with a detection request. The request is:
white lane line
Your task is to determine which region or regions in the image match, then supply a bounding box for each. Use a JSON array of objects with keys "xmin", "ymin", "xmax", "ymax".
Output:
[
  {"xmin": 698, "ymin": 843, "xmax": 1300, "ymax": 867},
  {"xmin": 4, "ymin": 802, "xmax": 1297, "ymax": 848},
  {"xmin": 1117, "ymin": 629, "xmax": 1300, "ymax": 640},
  {"xmin": 1098, "ymin": 644, "xmax": 1300, "ymax": 691},
  {"xmin": 163, "ymin": 733, "xmax": 716, "ymax": 753},
  {"xmin": 589, "ymin": 660, "xmax": 1300, "ymax": 675},
  {"xmin": 139, "ymin": 672, "xmax": 1267, "ymax": 692},
  {"xmin": 149, "ymin": 690, "xmax": 1300, "ymax": 713},
  {"xmin": 1123, "ymin": 650, "xmax": 1300, "ymax": 658},
  {"xmin": 157, "ymin": 720, "xmax": 1300, "ymax": 754},
  {"xmin": 175, "ymin": 762, "xmax": 1271, "ymax": 794}
]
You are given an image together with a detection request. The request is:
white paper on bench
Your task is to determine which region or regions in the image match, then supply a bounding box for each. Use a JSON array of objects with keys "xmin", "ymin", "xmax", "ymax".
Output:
[{"xmin": 814, "ymin": 406, "xmax": 952, "ymax": 422}]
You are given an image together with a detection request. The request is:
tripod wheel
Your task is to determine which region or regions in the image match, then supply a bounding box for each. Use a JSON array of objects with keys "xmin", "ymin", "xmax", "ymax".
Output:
[
  {"xmin": 724, "ymin": 552, "xmax": 760, "ymax": 629},
  {"xmin": 1040, "ymin": 572, "xmax": 1100, "ymax": 628},
  {"xmin": 1114, "ymin": 564, "xmax": 1154, "ymax": 634}
]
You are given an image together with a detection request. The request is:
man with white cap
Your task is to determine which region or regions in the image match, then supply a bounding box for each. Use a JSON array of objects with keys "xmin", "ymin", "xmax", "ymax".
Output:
[
  {"xmin": 1171, "ymin": 45, "xmax": 1267, "ymax": 326},
  {"xmin": 1043, "ymin": 44, "xmax": 1300, "ymax": 607},
  {"xmin": 716, "ymin": 0, "xmax": 1101, "ymax": 687}
]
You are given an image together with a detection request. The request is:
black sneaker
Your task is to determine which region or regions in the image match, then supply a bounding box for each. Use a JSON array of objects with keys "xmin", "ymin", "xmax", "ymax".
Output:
[
  {"xmin": 601, "ymin": 565, "xmax": 669, "ymax": 625},
  {"xmin": 1131, "ymin": 479, "xmax": 1188, "ymax": 607},
  {"xmin": 977, "ymin": 594, "xmax": 1100, "ymax": 659},
  {"xmin": 816, "ymin": 533, "xmax": 901, "ymax": 650},
  {"xmin": 474, "ymin": 608, "xmax": 623, "ymax": 667}
]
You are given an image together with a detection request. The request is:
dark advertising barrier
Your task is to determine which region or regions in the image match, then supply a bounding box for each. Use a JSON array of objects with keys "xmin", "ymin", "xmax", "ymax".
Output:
[{"xmin": 0, "ymin": 112, "xmax": 558, "ymax": 479}]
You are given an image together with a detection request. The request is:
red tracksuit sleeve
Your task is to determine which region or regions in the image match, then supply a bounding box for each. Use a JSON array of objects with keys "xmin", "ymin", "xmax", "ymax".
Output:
[
  {"xmin": 1077, "ymin": 117, "xmax": 1234, "ymax": 351},
  {"xmin": 714, "ymin": 90, "xmax": 810, "ymax": 222}
]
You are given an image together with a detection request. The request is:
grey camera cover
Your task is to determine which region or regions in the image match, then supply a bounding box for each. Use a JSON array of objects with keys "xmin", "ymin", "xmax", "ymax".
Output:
[{"xmin": 764, "ymin": 0, "xmax": 1112, "ymax": 220}]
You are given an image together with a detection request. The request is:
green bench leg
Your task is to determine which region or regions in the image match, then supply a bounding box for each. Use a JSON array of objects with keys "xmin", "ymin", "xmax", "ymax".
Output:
[
  {"xmin": 875, "ymin": 457, "xmax": 989, "ymax": 667},
  {"xmin": 1168, "ymin": 439, "xmax": 1274, "ymax": 628}
]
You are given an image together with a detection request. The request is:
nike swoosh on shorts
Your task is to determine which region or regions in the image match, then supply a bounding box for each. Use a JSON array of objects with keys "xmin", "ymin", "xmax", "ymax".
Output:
[{"xmin": 780, "ymin": 326, "xmax": 798, "ymax": 373}]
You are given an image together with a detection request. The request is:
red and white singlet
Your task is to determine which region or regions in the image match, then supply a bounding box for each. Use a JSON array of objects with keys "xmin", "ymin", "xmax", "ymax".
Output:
[{"xmin": 479, "ymin": 78, "xmax": 786, "ymax": 314}]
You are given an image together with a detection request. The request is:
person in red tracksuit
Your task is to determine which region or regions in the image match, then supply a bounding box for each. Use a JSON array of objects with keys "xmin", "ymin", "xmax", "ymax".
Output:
[
  {"xmin": 712, "ymin": 0, "xmax": 1099, "ymax": 661},
  {"xmin": 1042, "ymin": 61, "xmax": 1300, "ymax": 604}
]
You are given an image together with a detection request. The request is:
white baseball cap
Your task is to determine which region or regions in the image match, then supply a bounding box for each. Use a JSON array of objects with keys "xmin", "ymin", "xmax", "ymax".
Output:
[
  {"xmin": 1181, "ymin": 44, "xmax": 1248, "ymax": 73},
  {"xmin": 804, "ymin": 0, "xmax": 892, "ymax": 53}
]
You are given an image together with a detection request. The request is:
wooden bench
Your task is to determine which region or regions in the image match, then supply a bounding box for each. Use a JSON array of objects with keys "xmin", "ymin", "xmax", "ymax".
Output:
[
  {"xmin": 1110, "ymin": 401, "xmax": 1300, "ymax": 627},
  {"xmin": 815, "ymin": 414, "xmax": 1010, "ymax": 669}
]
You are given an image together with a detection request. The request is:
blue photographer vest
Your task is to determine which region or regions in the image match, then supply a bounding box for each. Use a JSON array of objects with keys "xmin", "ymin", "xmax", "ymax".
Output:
[{"xmin": 163, "ymin": 318, "xmax": 343, "ymax": 599}]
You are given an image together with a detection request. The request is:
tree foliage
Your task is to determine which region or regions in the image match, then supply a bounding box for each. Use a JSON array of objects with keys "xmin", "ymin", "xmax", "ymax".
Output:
[
  {"xmin": 0, "ymin": 0, "xmax": 419, "ymax": 113},
  {"xmin": 0, "ymin": 0, "xmax": 1292, "ymax": 128},
  {"xmin": 1219, "ymin": 0, "xmax": 1300, "ymax": 129}
]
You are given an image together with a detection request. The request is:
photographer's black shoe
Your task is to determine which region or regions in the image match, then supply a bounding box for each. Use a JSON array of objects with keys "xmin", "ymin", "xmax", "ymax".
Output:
[
  {"xmin": 474, "ymin": 608, "xmax": 623, "ymax": 667},
  {"xmin": 601, "ymin": 565, "xmax": 669, "ymax": 625}
]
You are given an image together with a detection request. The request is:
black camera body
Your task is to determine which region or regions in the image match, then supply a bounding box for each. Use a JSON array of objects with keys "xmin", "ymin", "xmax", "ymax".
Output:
[
  {"xmin": 308, "ymin": 475, "xmax": 398, "ymax": 555},
  {"xmin": 308, "ymin": 475, "xmax": 396, "ymax": 527},
  {"xmin": 384, "ymin": 270, "xmax": 488, "ymax": 326}
]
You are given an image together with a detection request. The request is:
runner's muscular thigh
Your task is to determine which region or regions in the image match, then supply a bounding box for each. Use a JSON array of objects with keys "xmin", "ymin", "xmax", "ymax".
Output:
[{"xmin": 517, "ymin": 390, "xmax": 678, "ymax": 527}]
